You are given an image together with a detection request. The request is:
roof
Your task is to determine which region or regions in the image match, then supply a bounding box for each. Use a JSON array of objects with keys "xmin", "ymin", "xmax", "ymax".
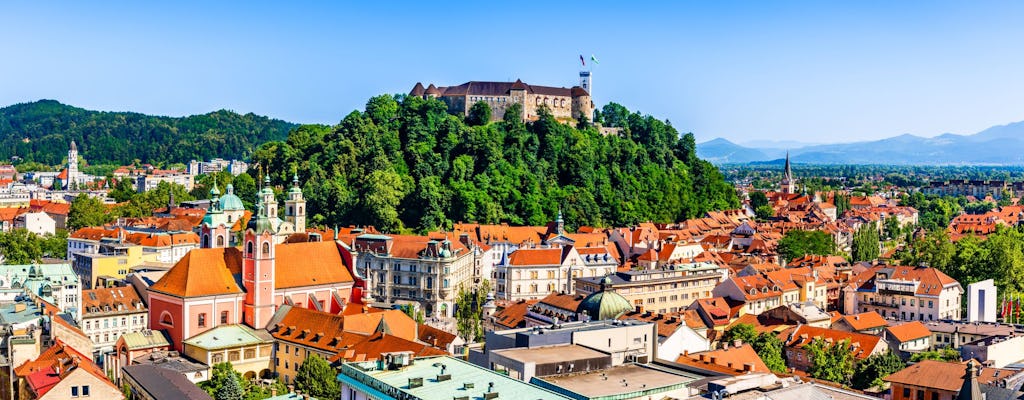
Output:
[
  {"xmin": 676, "ymin": 344, "xmax": 772, "ymax": 375},
  {"xmin": 493, "ymin": 299, "xmax": 537, "ymax": 329},
  {"xmin": 329, "ymin": 332, "xmax": 447, "ymax": 363},
  {"xmin": 507, "ymin": 247, "xmax": 564, "ymax": 266},
  {"xmin": 271, "ymin": 306, "xmax": 364, "ymax": 354},
  {"xmin": 274, "ymin": 241, "xmax": 354, "ymax": 289},
  {"xmin": 119, "ymin": 330, "xmax": 171, "ymax": 351},
  {"xmin": 183, "ymin": 324, "xmax": 273, "ymax": 350},
  {"xmin": 884, "ymin": 360, "xmax": 1013, "ymax": 392},
  {"xmin": 835, "ymin": 311, "xmax": 888, "ymax": 331},
  {"xmin": 149, "ymin": 247, "xmax": 243, "ymax": 297},
  {"xmin": 848, "ymin": 264, "xmax": 961, "ymax": 296},
  {"xmin": 339, "ymin": 356, "xmax": 573, "ymax": 400},
  {"xmin": 619, "ymin": 309, "xmax": 706, "ymax": 338},
  {"xmin": 535, "ymin": 292, "xmax": 585, "ymax": 313},
  {"xmin": 535, "ymin": 363, "xmax": 698, "ymax": 399},
  {"xmin": 781, "ymin": 325, "xmax": 883, "ymax": 360},
  {"xmin": 418, "ymin": 324, "xmax": 457, "ymax": 349},
  {"xmin": 493, "ymin": 344, "xmax": 608, "ymax": 365},
  {"xmin": 81, "ymin": 285, "xmax": 146, "ymax": 316},
  {"xmin": 14, "ymin": 339, "xmax": 115, "ymax": 396},
  {"xmin": 577, "ymin": 287, "xmax": 632, "ymax": 321},
  {"xmin": 122, "ymin": 364, "xmax": 213, "ymax": 400},
  {"xmin": 885, "ymin": 321, "xmax": 932, "ymax": 342}
]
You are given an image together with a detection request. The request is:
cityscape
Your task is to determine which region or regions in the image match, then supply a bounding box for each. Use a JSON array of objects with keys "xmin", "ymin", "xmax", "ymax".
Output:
[{"xmin": 2, "ymin": 2, "xmax": 1024, "ymax": 400}]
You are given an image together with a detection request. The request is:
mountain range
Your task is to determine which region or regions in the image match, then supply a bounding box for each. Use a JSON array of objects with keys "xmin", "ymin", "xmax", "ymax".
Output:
[{"xmin": 698, "ymin": 121, "xmax": 1024, "ymax": 165}]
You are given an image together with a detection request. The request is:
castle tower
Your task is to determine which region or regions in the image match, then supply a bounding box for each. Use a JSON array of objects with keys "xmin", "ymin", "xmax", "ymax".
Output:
[
  {"xmin": 284, "ymin": 173, "xmax": 306, "ymax": 234},
  {"xmin": 243, "ymin": 197, "xmax": 277, "ymax": 329},
  {"xmin": 579, "ymin": 71, "xmax": 592, "ymax": 98},
  {"xmin": 67, "ymin": 140, "xmax": 79, "ymax": 187},
  {"xmin": 780, "ymin": 152, "xmax": 796, "ymax": 194}
]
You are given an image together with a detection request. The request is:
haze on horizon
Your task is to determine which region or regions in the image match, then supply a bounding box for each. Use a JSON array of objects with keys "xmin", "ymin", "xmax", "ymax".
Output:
[{"xmin": 2, "ymin": 1, "xmax": 1023, "ymax": 145}]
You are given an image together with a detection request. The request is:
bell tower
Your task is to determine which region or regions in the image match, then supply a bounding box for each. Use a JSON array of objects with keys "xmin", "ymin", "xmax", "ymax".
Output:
[
  {"xmin": 243, "ymin": 197, "xmax": 277, "ymax": 329},
  {"xmin": 284, "ymin": 173, "xmax": 306, "ymax": 233}
]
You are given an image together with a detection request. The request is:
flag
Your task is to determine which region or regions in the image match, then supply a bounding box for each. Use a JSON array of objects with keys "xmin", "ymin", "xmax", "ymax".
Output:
[
  {"xmin": 579, "ymin": 55, "xmax": 586, "ymax": 67},
  {"xmin": 590, "ymin": 54, "xmax": 600, "ymax": 64}
]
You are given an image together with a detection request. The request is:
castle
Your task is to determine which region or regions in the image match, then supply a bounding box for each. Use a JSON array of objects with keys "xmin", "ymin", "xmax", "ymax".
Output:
[{"xmin": 410, "ymin": 76, "xmax": 593, "ymax": 122}]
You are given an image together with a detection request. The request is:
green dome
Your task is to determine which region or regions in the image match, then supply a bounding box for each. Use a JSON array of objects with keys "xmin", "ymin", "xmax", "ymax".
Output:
[
  {"xmin": 576, "ymin": 281, "xmax": 632, "ymax": 321},
  {"xmin": 220, "ymin": 184, "xmax": 245, "ymax": 211}
]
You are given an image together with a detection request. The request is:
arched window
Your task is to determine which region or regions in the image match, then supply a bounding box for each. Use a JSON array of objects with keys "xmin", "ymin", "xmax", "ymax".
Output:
[
  {"xmin": 202, "ymin": 234, "xmax": 210, "ymax": 248},
  {"xmin": 197, "ymin": 313, "xmax": 206, "ymax": 327},
  {"xmin": 216, "ymin": 236, "xmax": 225, "ymax": 247},
  {"xmin": 535, "ymin": 97, "xmax": 541, "ymax": 106},
  {"xmin": 246, "ymin": 241, "xmax": 254, "ymax": 256},
  {"xmin": 228, "ymin": 215, "xmax": 233, "ymax": 223},
  {"xmin": 298, "ymin": 206, "xmax": 303, "ymax": 215},
  {"xmin": 160, "ymin": 311, "xmax": 173, "ymax": 327},
  {"xmin": 288, "ymin": 206, "xmax": 293, "ymax": 216},
  {"xmin": 560, "ymin": 99, "xmax": 566, "ymax": 108},
  {"xmin": 262, "ymin": 242, "xmax": 270, "ymax": 255}
]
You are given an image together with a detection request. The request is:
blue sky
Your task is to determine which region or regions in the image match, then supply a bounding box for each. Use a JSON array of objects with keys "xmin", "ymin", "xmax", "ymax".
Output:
[{"xmin": 2, "ymin": 1, "xmax": 1023, "ymax": 144}]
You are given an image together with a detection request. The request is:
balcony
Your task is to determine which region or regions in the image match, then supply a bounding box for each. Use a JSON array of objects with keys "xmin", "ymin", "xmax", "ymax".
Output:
[{"xmin": 866, "ymin": 300, "xmax": 898, "ymax": 308}]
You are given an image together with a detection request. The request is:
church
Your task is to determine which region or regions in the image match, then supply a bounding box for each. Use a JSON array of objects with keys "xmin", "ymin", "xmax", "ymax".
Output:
[{"xmin": 149, "ymin": 175, "xmax": 357, "ymax": 350}]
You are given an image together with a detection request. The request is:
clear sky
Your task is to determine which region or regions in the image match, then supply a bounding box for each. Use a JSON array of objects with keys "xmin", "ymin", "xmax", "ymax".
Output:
[{"xmin": 2, "ymin": 1, "xmax": 1024, "ymax": 144}]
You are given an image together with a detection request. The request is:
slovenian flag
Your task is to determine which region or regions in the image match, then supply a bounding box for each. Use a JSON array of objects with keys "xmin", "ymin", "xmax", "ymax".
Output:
[
  {"xmin": 580, "ymin": 55, "xmax": 586, "ymax": 67},
  {"xmin": 591, "ymin": 54, "xmax": 600, "ymax": 65}
]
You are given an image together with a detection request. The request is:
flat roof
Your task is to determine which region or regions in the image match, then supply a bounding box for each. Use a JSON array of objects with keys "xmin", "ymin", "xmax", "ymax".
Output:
[
  {"xmin": 535, "ymin": 364, "xmax": 698, "ymax": 399},
  {"xmin": 339, "ymin": 355, "xmax": 573, "ymax": 400},
  {"xmin": 493, "ymin": 344, "xmax": 608, "ymax": 364}
]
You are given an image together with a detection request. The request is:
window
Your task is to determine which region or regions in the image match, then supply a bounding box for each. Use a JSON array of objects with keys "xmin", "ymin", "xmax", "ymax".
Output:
[
  {"xmin": 71, "ymin": 386, "xmax": 79, "ymax": 397},
  {"xmin": 932, "ymin": 393, "xmax": 938, "ymax": 400},
  {"xmin": 121, "ymin": 317, "xmax": 126, "ymax": 326},
  {"xmin": 262, "ymin": 242, "xmax": 270, "ymax": 255},
  {"xmin": 198, "ymin": 313, "xmax": 207, "ymax": 328},
  {"xmin": 83, "ymin": 386, "xmax": 89, "ymax": 396},
  {"xmin": 221, "ymin": 311, "xmax": 229, "ymax": 324},
  {"xmin": 216, "ymin": 236, "xmax": 225, "ymax": 247},
  {"xmin": 917, "ymin": 390, "xmax": 924, "ymax": 400}
]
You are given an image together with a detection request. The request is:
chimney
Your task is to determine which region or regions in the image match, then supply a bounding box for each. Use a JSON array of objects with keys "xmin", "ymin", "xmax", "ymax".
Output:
[
  {"xmin": 733, "ymin": 339, "xmax": 742, "ymax": 348},
  {"xmin": 743, "ymin": 363, "xmax": 755, "ymax": 372}
]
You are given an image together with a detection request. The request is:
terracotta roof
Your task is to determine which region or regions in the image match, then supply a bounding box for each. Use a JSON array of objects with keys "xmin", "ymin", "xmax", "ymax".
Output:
[
  {"xmin": 884, "ymin": 360, "xmax": 1012, "ymax": 392},
  {"xmin": 330, "ymin": 332, "xmax": 447, "ymax": 363},
  {"xmin": 835, "ymin": 311, "xmax": 888, "ymax": 331},
  {"xmin": 15, "ymin": 339, "xmax": 114, "ymax": 397},
  {"xmin": 618, "ymin": 310, "xmax": 704, "ymax": 338},
  {"xmin": 493, "ymin": 300, "xmax": 536, "ymax": 329},
  {"xmin": 885, "ymin": 321, "xmax": 932, "ymax": 342},
  {"xmin": 274, "ymin": 241, "xmax": 354, "ymax": 289},
  {"xmin": 848, "ymin": 265, "xmax": 960, "ymax": 296},
  {"xmin": 343, "ymin": 309, "xmax": 417, "ymax": 342},
  {"xmin": 149, "ymin": 247, "xmax": 243, "ymax": 297},
  {"xmin": 692, "ymin": 297, "xmax": 741, "ymax": 327},
  {"xmin": 81, "ymin": 286, "xmax": 146, "ymax": 316},
  {"xmin": 271, "ymin": 306, "xmax": 366, "ymax": 354},
  {"xmin": 781, "ymin": 325, "xmax": 883, "ymax": 360},
  {"xmin": 676, "ymin": 344, "xmax": 771, "ymax": 375},
  {"xmin": 535, "ymin": 292, "xmax": 585, "ymax": 313},
  {"xmin": 508, "ymin": 248, "xmax": 564, "ymax": 266},
  {"xmin": 418, "ymin": 324, "xmax": 457, "ymax": 349}
]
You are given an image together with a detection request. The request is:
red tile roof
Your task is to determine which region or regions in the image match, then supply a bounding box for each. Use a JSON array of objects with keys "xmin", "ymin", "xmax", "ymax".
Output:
[
  {"xmin": 149, "ymin": 247, "xmax": 244, "ymax": 297},
  {"xmin": 781, "ymin": 325, "xmax": 883, "ymax": 360},
  {"xmin": 884, "ymin": 360, "xmax": 1011, "ymax": 392},
  {"xmin": 676, "ymin": 344, "xmax": 771, "ymax": 375},
  {"xmin": 835, "ymin": 311, "xmax": 888, "ymax": 331},
  {"xmin": 885, "ymin": 321, "xmax": 932, "ymax": 342},
  {"xmin": 508, "ymin": 248, "xmax": 564, "ymax": 266}
]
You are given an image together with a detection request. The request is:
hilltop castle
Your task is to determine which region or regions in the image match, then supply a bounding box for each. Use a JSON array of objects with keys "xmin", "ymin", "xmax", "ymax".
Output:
[{"xmin": 410, "ymin": 77, "xmax": 593, "ymax": 123}]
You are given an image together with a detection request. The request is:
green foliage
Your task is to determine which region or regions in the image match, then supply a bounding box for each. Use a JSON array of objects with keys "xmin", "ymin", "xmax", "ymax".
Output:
[
  {"xmin": 900, "ymin": 192, "xmax": 963, "ymax": 231},
  {"xmin": 910, "ymin": 347, "xmax": 961, "ymax": 362},
  {"xmin": 805, "ymin": 338, "xmax": 855, "ymax": 385},
  {"xmin": 0, "ymin": 229, "xmax": 44, "ymax": 263},
  {"xmin": 852, "ymin": 351, "xmax": 905, "ymax": 390},
  {"xmin": 456, "ymin": 280, "xmax": 491, "ymax": 344},
  {"xmin": 399, "ymin": 304, "xmax": 425, "ymax": 324},
  {"xmin": 964, "ymin": 201, "xmax": 996, "ymax": 215},
  {"xmin": 251, "ymin": 96, "xmax": 738, "ymax": 232},
  {"xmin": 751, "ymin": 332, "xmax": 787, "ymax": 374},
  {"xmin": 721, "ymin": 323, "xmax": 758, "ymax": 344},
  {"xmin": 778, "ymin": 230, "xmax": 836, "ymax": 262},
  {"xmin": 116, "ymin": 181, "xmax": 195, "ymax": 217},
  {"xmin": 215, "ymin": 373, "xmax": 244, "ymax": 400},
  {"xmin": 851, "ymin": 222, "xmax": 881, "ymax": 262},
  {"xmin": 466, "ymin": 101, "xmax": 492, "ymax": 126},
  {"xmin": 749, "ymin": 191, "xmax": 769, "ymax": 211},
  {"xmin": 294, "ymin": 354, "xmax": 340, "ymax": 399},
  {"xmin": 755, "ymin": 204, "xmax": 775, "ymax": 220},
  {"xmin": 903, "ymin": 226, "xmax": 1024, "ymax": 297},
  {"xmin": 834, "ymin": 193, "xmax": 851, "ymax": 215},
  {"xmin": 0, "ymin": 100, "xmax": 295, "ymax": 165},
  {"xmin": 68, "ymin": 194, "xmax": 114, "ymax": 230}
]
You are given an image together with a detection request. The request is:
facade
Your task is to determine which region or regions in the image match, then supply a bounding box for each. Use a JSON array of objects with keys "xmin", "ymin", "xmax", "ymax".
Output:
[
  {"xmin": 480, "ymin": 320, "xmax": 658, "ymax": 371},
  {"xmin": 883, "ymin": 321, "xmax": 933, "ymax": 358},
  {"xmin": 844, "ymin": 265, "xmax": 963, "ymax": 322},
  {"xmin": 712, "ymin": 275, "xmax": 785, "ymax": 316},
  {"xmin": 577, "ymin": 261, "xmax": 725, "ymax": 315},
  {"xmin": 780, "ymin": 152, "xmax": 796, "ymax": 194},
  {"xmin": 187, "ymin": 158, "xmax": 249, "ymax": 176},
  {"xmin": 409, "ymin": 79, "xmax": 593, "ymax": 122},
  {"xmin": 781, "ymin": 325, "xmax": 888, "ymax": 373},
  {"xmin": 71, "ymin": 245, "xmax": 159, "ymax": 289},
  {"xmin": 135, "ymin": 171, "xmax": 195, "ymax": 192},
  {"xmin": 0, "ymin": 264, "xmax": 80, "ymax": 315},
  {"xmin": 67, "ymin": 227, "xmax": 199, "ymax": 268},
  {"xmin": 14, "ymin": 212, "xmax": 56, "ymax": 236},
  {"xmin": 80, "ymin": 286, "xmax": 148, "ymax": 356},
  {"xmin": 182, "ymin": 324, "xmax": 274, "ymax": 381},
  {"xmin": 13, "ymin": 339, "xmax": 122, "ymax": 400},
  {"xmin": 198, "ymin": 182, "xmax": 249, "ymax": 249},
  {"xmin": 354, "ymin": 234, "xmax": 474, "ymax": 317}
]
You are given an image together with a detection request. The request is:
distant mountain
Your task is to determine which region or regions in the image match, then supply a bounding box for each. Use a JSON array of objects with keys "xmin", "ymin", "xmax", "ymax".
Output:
[
  {"xmin": 740, "ymin": 139, "xmax": 823, "ymax": 149},
  {"xmin": 699, "ymin": 121, "xmax": 1024, "ymax": 165},
  {"xmin": 696, "ymin": 138, "xmax": 776, "ymax": 163},
  {"xmin": 0, "ymin": 100, "xmax": 297, "ymax": 166}
]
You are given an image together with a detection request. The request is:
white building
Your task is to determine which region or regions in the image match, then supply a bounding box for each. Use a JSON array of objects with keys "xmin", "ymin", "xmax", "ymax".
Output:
[
  {"xmin": 844, "ymin": 264, "xmax": 963, "ymax": 322},
  {"xmin": 14, "ymin": 211, "xmax": 56, "ymax": 236},
  {"xmin": 80, "ymin": 286, "xmax": 148, "ymax": 356}
]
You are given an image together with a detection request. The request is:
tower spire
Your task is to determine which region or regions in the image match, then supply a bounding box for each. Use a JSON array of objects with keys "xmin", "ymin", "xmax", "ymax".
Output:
[{"xmin": 784, "ymin": 151, "xmax": 792, "ymax": 181}]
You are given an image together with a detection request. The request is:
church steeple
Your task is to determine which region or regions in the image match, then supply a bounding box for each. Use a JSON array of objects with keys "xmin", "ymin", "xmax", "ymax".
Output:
[{"xmin": 780, "ymin": 152, "xmax": 796, "ymax": 194}]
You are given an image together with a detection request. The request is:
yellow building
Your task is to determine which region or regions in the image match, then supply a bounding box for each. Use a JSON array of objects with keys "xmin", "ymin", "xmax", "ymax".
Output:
[
  {"xmin": 182, "ymin": 324, "xmax": 275, "ymax": 382},
  {"xmin": 575, "ymin": 262, "xmax": 728, "ymax": 314},
  {"xmin": 71, "ymin": 245, "xmax": 159, "ymax": 289}
]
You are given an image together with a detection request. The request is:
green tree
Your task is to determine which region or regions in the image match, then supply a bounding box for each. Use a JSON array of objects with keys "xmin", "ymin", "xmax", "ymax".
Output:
[
  {"xmin": 852, "ymin": 351, "xmax": 905, "ymax": 389},
  {"xmin": 777, "ymin": 230, "xmax": 836, "ymax": 262},
  {"xmin": 751, "ymin": 332, "xmax": 787, "ymax": 373},
  {"xmin": 721, "ymin": 323, "xmax": 758, "ymax": 345},
  {"xmin": 755, "ymin": 204, "xmax": 775, "ymax": 220},
  {"xmin": 455, "ymin": 280, "xmax": 491, "ymax": 345},
  {"xmin": 749, "ymin": 191, "xmax": 769, "ymax": 211},
  {"xmin": 964, "ymin": 201, "xmax": 996, "ymax": 215},
  {"xmin": 0, "ymin": 229, "xmax": 44, "ymax": 264},
  {"xmin": 851, "ymin": 222, "xmax": 881, "ymax": 262},
  {"xmin": 805, "ymin": 338, "xmax": 855, "ymax": 385},
  {"xmin": 68, "ymin": 194, "xmax": 113, "ymax": 230},
  {"xmin": 294, "ymin": 354, "xmax": 340, "ymax": 399},
  {"xmin": 215, "ymin": 373, "xmax": 244, "ymax": 400},
  {"xmin": 466, "ymin": 101, "xmax": 492, "ymax": 126},
  {"xmin": 910, "ymin": 347, "xmax": 961, "ymax": 362}
]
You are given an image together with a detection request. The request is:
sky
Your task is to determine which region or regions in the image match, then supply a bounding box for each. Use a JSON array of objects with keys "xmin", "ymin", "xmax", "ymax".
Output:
[{"xmin": 2, "ymin": 1, "xmax": 1024, "ymax": 145}]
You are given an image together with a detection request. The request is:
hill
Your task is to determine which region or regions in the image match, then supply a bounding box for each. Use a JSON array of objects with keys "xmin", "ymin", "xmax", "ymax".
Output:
[
  {"xmin": 0, "ymin": 100, "xmax": 297, "ymax": 166},
  {"xmin": 699, "ymin": 120, "xmax": 1024, "ymax": 165},
  {"xmin": 251, "ymin": 98, "xmax": 740, "ymax": 232}
]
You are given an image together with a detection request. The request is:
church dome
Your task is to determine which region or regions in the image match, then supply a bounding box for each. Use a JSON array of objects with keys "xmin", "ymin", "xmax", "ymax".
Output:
[
  {"xmin": 576, "ymin": 276, "xmax": 632, "ymax": 321},
  {"xmin": 220, "ymin": 184, "xmax": 245, "ymax": 211}
]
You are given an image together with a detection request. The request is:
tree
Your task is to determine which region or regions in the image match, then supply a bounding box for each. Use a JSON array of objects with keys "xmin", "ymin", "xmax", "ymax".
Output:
[
  {"xmin": 805, "ymin": 338, "xmax": 855, "ymax": 385},
  {"xmin": 852, "ymin": 351, "xmax": 905, "ymax": 389},
  {"xmin": 0, "ymin": 229, "xmax": 44, "ymax": 264},
  {"xmin": 721, "ymin": 323, "xmax": 758, "ymax": 345},
  {"xmin": 851, "ymin": 222, "xmax": 881, "ymax": 262},
  {"xmin": 215, "ymin": 373, "xmax": 244, "ymax": 400},
  {"xmin": 910, "ymin": 347, "xmax": 960, "ymax": 362},
  {"xmin": 749, "ymin": 191, "xmax": 769, "ymax": 211},
  {"xmin": 964, "ymin": 201, "xmax": 996, "ymax": 215},
  {"xmin": 466, "ymin": 101, "xmax": 492, "ymax": 126},
  {"xmin": 755, "ymin": 204, "xmax": 775, "ymax": 220},
  {"xmin": 751, "ymin": 332, "xmax": 787, "ymax": 373},
  {"xmin": 294, "ymin": 354, "xmax": 340, "ymax": 399},
  {"xmin": 455, "ymin": 280, "xmax": 491, "ymax": 345},
  {"xmin": 68, "ymin": 194, "xmax": 113, "ymax": 230},
  {"xmin": 777, "ymin": 230, "xmax": 836, "ymax": 262}
]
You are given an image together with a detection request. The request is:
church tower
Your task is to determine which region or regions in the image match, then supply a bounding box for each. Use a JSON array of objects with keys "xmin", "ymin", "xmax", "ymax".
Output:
[
  {"xmin": 67, "ymin": 140, "xmax": 80, "ymax": 188},
  {"xmin": 284, "ymin": 173, "xmax": 306, "ymax": 234},
  {"xmin": 260, "ymin": 175, "xmax": 277, "ymax": 220},
  {"xmin": 243, "ymin": 195, "xmax": 277, "ymax": 329},
  {"xmin": 199, "ymin": 182, "xmax": 232, "ymax": 248},
  {"xmin": 780, "ymin": 152, "xmax": 796, "ymax": 194}
]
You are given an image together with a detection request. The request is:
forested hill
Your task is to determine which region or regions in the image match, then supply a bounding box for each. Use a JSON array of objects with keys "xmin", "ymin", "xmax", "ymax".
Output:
[
  {"xmin": 0, "ymin": 100, "xmax": 296, "ymax": 165},
  {"xmin": 253, "ymin": 96, "xmax": 739, "ymax": 232}
]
